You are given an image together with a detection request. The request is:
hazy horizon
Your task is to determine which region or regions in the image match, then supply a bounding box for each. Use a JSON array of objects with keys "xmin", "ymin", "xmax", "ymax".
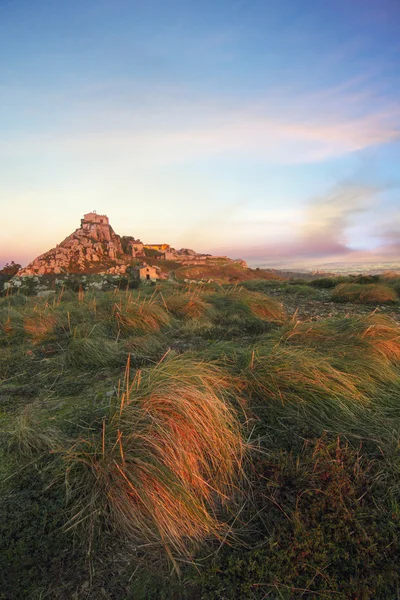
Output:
[{"xmin": 1, "ymin": 1, "xmax": 399, "ymax": 270}]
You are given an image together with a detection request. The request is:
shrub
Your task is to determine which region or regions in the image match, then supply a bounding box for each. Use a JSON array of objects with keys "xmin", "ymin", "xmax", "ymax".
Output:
[
  {"xmin": 353, "ymin": 274, "xmax": 381, "ymax": 284},
  {"xmin": 309, "ymin": 276, "xmax": 347, "ymax": 289},
  {"xmin": 0, "ymin": 455, "xmax": 79, "ymax": 600},
  {"xmin": 0, "ymin": 293, "xmax": 28, "ymax": 307},
  {"xmin": 183, "ymin": 437, "xmax": 400, "ymax": 600}
]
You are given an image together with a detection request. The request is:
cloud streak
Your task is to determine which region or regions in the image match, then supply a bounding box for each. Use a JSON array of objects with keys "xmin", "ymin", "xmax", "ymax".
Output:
[{"xmin": 1, "ymin": 79, "xmax": 399, "ymax": 168}]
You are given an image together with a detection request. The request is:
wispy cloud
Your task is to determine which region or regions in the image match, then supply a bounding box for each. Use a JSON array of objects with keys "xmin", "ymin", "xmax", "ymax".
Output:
[{"xmin": 1, "ymin": 78, "xmax": 399, "ymax": 167}]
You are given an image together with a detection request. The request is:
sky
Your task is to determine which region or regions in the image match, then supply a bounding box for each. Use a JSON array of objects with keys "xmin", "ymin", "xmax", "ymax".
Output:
[{"xmin": 1, "ymin": 0, "xmax": 399, "ymax": 270}]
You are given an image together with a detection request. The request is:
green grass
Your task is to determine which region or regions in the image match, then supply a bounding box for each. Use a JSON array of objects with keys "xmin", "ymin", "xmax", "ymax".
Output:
[
  {"xmin": 240, "ymin": 279, "xmax": 283, "ymax": 292},
  {"xmin": 281, "ymin": 283, "xmax": 319, "ymax": 297},
  {"xmin": 61, "ymin": 354, "xmax": 245, "ymax": 562},
  {"xmin": 1, "ymin": 281, "xmax": 400, "ymax": 598},
  {"xmin": 278, "ymin": 314, "xmax": 400, "ymax": 391},
  {"xmin": 332, "ymin": 282, "xmax": 399, "ymax": 304},
  {"xmin": 205, "ymin": 286, "xmax": 286, "ymax": 337}
]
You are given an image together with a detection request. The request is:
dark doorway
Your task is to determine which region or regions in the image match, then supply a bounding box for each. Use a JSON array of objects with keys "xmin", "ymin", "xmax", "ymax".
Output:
[{"xmin": 146, "ymin": 274, "xmax": 150, "ymax": 280}]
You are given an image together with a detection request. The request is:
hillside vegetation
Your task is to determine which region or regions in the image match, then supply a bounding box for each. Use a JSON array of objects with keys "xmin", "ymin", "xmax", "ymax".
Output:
[{"xmin": 1, "ymin": 276, "xmax": 400, "ymax": 599}]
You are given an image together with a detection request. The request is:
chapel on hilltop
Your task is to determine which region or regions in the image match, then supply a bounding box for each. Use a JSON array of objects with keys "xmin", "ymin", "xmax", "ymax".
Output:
[
  {"xmin": 80, "ymin": 211, "xmax": 112, "ymax": 242},
  {"xmin": 81, "ymin": 211, "xmax": 109, "ymax": 226}
]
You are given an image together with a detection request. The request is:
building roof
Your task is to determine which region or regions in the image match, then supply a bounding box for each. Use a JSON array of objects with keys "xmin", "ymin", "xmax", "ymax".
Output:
[
  {"xmin": 83, "ymin": 211, "xmax": 108, "ymax": 219},
  {"xmin": 132, "ymin": 264, "xmax": 161, "ymax": 272}
]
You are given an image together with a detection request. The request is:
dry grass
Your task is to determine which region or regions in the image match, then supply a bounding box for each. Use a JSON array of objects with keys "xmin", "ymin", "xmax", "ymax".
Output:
[
  {"xmin": 208, "ymin": 286, "xmax": 286, "ymax": 324},
  {"xmin": 362, "ymin": 317, "xmax": 400, "ymax": 364},
  {"xmin": 332, "ymin": 283, "xmax": 398, "ymax": 304},
  {"xmin": 279, "ymin": 314, "xmax": 400, "ymax": 379},
  {"xmin": 159, "ymin": 289, "xmax": 212, "ymax": 320},
  {"xmin": 0, "ymin": 308, "xmax": 23, "ymax": 338},
  {"xmin": 62, "ymin": 355, "xmax": 245, "ymax": 561},
  {"xmin": 270, "ymin": 314, "xmax": 400, "ymax": 407},
  {"xmin": 23, "ymin": 312, "xmax": 58, "ymax": 343},
  {"xmin": 239, "ymin": 344, "xmax": 365, "ymax": 407},
  {"xmin": 113, "ymin": 294, "xmax": 170, "ymax": 334}
]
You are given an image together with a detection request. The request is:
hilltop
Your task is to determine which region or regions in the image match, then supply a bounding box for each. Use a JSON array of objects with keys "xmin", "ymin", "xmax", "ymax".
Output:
[
  {"xmin": 13, "ymin": 212, "xmax": 282, "ymax": 285},
  {"xmin": 16, "ymin": 212, "xmax": 242, "ymax": 275}
]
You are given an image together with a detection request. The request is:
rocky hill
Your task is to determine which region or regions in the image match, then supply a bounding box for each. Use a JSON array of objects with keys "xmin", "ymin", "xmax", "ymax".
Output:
[
  {"xmin": 17, "ymin": 212, "xmax": 247, "ymax": 276},
  {"xmin": 17, "ymin": 213, "xmax": 131, "ymax": 276}
]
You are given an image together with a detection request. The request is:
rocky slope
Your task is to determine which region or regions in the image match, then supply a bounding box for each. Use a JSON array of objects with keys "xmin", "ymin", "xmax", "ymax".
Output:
[
  {"xmin": 17, "ymin": 213, "xmax": 132, "ymax": 276},
  {"xmin": 17, "ymin": 212, "xmax": 247, "ymax": 276}
]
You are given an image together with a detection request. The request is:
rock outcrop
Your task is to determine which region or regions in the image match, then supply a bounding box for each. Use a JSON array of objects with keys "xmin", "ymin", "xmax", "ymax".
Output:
[
  {"xmin": 16, "ymin": 211, "xmax": 248, "ymax": 276},
  {"xmin": 18, "ymin": 212, "xmax": 132, "ymax": 276}
]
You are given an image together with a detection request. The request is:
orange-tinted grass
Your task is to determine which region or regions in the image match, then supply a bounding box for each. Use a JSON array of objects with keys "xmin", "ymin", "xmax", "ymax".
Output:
[
  {"xmin": 280, "ymin": 314, "xmax": 400, "ymax": 367},
  {"xmin": 238, "ymin": 344, "xmax": 365, "ymax": 406},
  {"xmin": 332, "ymin": 283, "xmax": 398, "ymax": 304},
  {"xmin": 63, "ymin": 355, "xmax": 245, "ymax": 560},
  {"xmin": 208, "ymin": 286, "xmax": 286, "ymax": 324},
  {"xmin": 23, "ymin": 313, "xmax": 58, "ymax": 342},
  {"xmin": 160, "ymin": 290, "xmax": 212, "ymax": 320},
  {"xmin": 113, "ymin": 296, "xmax": 170, "ymax": 334}
]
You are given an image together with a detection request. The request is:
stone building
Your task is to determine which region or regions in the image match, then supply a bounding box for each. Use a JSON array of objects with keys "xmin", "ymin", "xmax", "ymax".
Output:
[
  {"xmin": 145, "ymin": 243, "xmax": 170, "ymax": 252},
  {"xmin": 132, "ymin": 264, "xmax": 160, "ymax": 281},
  {"xmin": 78, "ymin": 211, "xmax": 124, "ymax": 255},
  {"xmin": 81, "ymin": 212, "xmax": 109, "ymax": 225},
  {"xmin": 127, "ymin": 239, "xmax": 144, "ymax": 256}
]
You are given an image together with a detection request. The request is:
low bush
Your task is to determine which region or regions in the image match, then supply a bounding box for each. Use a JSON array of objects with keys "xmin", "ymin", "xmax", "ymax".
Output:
[
  {"xmin": 353, "ymin": 274, "xmax": 381, "ymax": 284},
  {"xmin": 181, "ymin": 437, "xmax": 400, "ymax": 600},
  {"xmin": 309, "ymin": 276, "xmax": 348, "ymax": 289}
]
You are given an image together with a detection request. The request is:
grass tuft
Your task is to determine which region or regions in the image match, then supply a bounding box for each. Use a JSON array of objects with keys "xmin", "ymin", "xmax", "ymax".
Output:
[
  {"xmin": 159, "ymin": 290, "xmax": 213, "ymax": 320},
  {"xmin": 113, "ymin": 295, "xmax": 170, "ymax": 334},
  {"xmin": 332, "ymin": 282, "xmax": 398, "ymax": 304},
  {"xmin": 62, "ymin": 355, "xmax": 245, "ymax": 560},
  {"xmin": 6, "ymin": 405, "xmax": 65, "ymax": 458},
  {"xmin": 278, "ymin": 314, "xmax": 400, "ymax": 390}
]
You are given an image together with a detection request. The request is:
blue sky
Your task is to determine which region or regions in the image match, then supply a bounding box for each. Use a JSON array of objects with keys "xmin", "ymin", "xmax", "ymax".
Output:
[{"xmin": 1, "ymin": 0, "xmax": 399, "ymax": 268}]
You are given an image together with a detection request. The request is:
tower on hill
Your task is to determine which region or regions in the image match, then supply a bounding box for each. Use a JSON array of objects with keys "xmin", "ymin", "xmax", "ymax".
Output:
[{"xmin": 81, "ymin": 211, "xmax": 109, "ymax": 226}]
